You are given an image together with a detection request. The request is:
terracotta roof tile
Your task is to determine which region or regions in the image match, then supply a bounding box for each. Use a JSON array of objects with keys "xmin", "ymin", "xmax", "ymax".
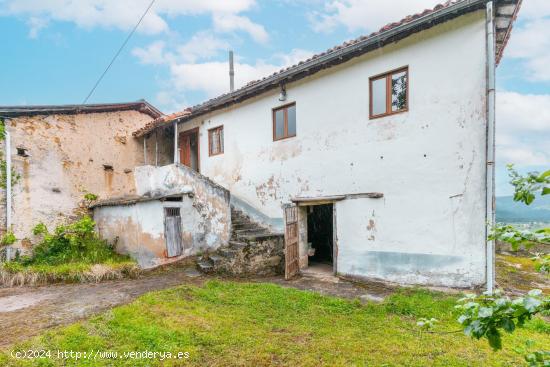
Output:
[
  {"xmin": 132, "ymin": 108, "xmax": 191, "ymax": 137},
  {"xmin": 133, "ymin": 0, "xmax": 520, "ymax": 138}
]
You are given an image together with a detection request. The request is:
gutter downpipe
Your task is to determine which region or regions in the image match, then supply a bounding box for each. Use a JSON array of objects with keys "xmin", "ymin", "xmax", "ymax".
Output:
[
  {"xmin": 485, "ymin": 1, "xmax": 496, "ymax": 294},
  {"xmin": 173, "ymin": 121, "xmax": 179, "ymax": 164},
  {"xmin": 5, "ymin": 128, "xmax": 11, "ymax": 233}
]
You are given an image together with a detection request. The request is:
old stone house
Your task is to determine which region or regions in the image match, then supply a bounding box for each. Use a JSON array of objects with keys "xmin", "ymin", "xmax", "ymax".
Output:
[
  {"xmin": 3, "ymin": 0, "xmax": 522, "ymax": 290},
  {"xmin": 0, "ymin": 101, "xmax": 162, "ymax": 253},
  {"xmin": 95, "ymin": 0, "xmax": 522, "ymax": 289}
]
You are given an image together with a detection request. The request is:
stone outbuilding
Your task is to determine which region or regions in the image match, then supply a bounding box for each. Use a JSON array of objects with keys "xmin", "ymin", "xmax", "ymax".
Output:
[{"xmin": 0, "ymin": 101, "xmax": 162, "ymax": 253}]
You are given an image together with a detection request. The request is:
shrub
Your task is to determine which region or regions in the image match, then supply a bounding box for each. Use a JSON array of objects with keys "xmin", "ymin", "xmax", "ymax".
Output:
[
  {"xmin": 25, "ymin": 216, "xmax": 130, "ymax": 266},
  {"xmin": 0, "ymin": 231, "xmax": 16, "ymax": 246}
]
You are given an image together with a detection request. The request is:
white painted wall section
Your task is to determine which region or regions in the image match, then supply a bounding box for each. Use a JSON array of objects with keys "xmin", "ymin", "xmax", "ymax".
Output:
[{"xmin": 171, "ymin": 12, "xmax": 488, "ymax": 287}]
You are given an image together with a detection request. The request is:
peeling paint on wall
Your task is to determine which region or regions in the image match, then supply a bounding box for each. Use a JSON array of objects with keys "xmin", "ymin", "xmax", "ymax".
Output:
[
  {"xmin": 175, "ymin": 13, "xmax": 489, "ymax": 287},
  {"xmin": 0, "ymin": 110, "xmax": 154, "ymax": 247}
]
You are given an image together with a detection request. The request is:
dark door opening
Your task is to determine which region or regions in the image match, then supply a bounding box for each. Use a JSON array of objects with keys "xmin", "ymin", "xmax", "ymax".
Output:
[
  {"xmin": 307, "ymin": 204, "xmax": 334, "ymax": 266},
  {"xmin": 179, "ymin": 128, "xmax": 200, "ymax": 172}
]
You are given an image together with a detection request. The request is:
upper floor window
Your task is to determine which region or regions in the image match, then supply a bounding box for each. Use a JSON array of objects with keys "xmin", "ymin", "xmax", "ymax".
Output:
[
  {"xmin": 369, "ymin": 67, "xmax": 408, "ymax": 119},
  {"xmin": 208, "ymin": 126, "xmax": 224, "ymax": 156},
  {"xmin": 273, "ymin": 103, "xmax": 296, "ymax": 141}
]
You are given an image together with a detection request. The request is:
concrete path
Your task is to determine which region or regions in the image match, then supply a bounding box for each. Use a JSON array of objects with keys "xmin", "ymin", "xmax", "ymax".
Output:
[{"xmin": 0, "ymin": 266, "xmax": 204, "ymax": 348}]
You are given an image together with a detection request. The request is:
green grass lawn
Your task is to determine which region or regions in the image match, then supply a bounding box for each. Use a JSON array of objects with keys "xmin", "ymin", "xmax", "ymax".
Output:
[{"xmin": 1, "ymin": 280, "xmax": 549, "ymax": 366}]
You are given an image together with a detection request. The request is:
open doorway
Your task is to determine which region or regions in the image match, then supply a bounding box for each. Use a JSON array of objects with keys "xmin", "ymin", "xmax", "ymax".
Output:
[
  {"xmin": 306, "ymin": 204, "xmax": 334, "ymax": 273},
  {"xmin": 179, "ymin": 128, "xmax": 200, "ymax": 172}
]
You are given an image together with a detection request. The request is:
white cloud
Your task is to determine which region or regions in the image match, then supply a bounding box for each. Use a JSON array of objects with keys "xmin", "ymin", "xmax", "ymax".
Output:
[
  {"xmin": 497, "ymin": 146, "xmax": 548, "ymax": 166},
  {"xmin": 515, "ymin": 0, "xmax": 550, "ymax": 19},
  {"xmin": 496, "ymin": 91, "xmax": 550, "ymax": 167},
  {"xmin": 139, "ymin": 42, "xmax": 313, "ymax": 112},
  {"xmin": 169, "ymin": 61, "xmax": 278, "ymax": 98},
  {"xmin": 274, "ymin": 48, "xmax": 315, "ymax": 67},
  {"xmin": 155, "ymin": 90, "xmax": 188, "ymax": 112},
  {"xmin": 166, "ymin": 48, "xmax": 313, "ymax": 98},
  {"xmin": 498, "ymin": 91, "xmax": 550, "ymax": 134},
  {"xmin": 132, "ymin": 40, "xmax": 168, "ymax": 65},
  {"xmin": 27, "ymin": 16, "xmax": 48, "ymax": 38},
  {"xmin": 212, "ymin": 13, "xmax": 268, "ymax": 44},
  {"xmin": 1, "ymin": 0, "xmax": 266, "ymax": 41},
  {"xmin": 176, "ymin": 31, "xmax": 230, "ymax": 63},
  {"xmin": 308, "ymin": 0, "xmax": 440, "ymax": 33},
  {"xmin": 506, "ymin": 18, "xmax": 550, "ymax": 82}
]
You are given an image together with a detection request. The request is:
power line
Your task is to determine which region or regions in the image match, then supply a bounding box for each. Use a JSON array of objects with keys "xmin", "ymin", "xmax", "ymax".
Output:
[{"xmin": 82, "ymin": 0, "xmax": 156, "ymax": 104}]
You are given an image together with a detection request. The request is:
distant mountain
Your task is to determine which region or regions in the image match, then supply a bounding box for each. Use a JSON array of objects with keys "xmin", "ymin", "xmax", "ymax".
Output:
[{"xmin": 496, "ymin": 195, "xmax": 550, "ymax": 223}]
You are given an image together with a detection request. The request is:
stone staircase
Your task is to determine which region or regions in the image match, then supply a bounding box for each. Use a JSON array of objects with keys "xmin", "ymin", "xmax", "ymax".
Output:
[{"xmin": 197, "ymin": 206, "xmax": 284, "ymax": 276}]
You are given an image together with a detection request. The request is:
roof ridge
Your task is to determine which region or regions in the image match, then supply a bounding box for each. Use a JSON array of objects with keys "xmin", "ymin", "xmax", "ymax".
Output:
[
  {"xmin": 133, "ymin": 0, "xmax": 520, "ymax": 138},
  {"xmin": 0, "ymin": 100, "xmax": 163, "ymax": 119}
]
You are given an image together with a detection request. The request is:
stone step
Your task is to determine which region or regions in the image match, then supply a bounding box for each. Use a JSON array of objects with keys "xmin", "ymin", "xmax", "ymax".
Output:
[
  {"xmin": 233, "ymin": 228, "xmax": 269, "ymax": 236},
  {"xmin": 231, "ymin": 217, "xmax": 252, "ymax": 223},
  {"xmin": 209, "ymin": 255, "xmax": 224, "ymax": 265},
  {"xmin": 237, "ymin": 233, "xmax": 284, "ymax": 241},
  {"xmin": 228, "ymin": 240, "xmax": 248, "ymax": 250},
  {"xmin": 219, "ymin": 248, "xmax": 238, "ymax": 258},
  {"xmin": 231, "ymin": 213, "xmax": 251, "ymax": 221},
  {"xmin": 197, "ymin": 259, "xmax": 214, "ymax": 272},
  {"xmin": 231, "ymin": 222, "xmax": 258, "ymax": 230}
]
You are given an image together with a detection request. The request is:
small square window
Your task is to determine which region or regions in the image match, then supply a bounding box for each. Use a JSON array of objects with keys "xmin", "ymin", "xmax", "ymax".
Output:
[
  {"xmin": 208, "ymin": 126, "xmax": 224, "ymax": 156},
  {"xmin": 369, "ymin": 67, "xmax": 408, "ymax": 119},
  {"xmin": 273, "ymin": 103, "xmax": 296, "ymax": 141}
]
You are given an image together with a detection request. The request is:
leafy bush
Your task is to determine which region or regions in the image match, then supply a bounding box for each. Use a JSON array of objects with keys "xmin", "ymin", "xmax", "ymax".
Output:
[
  {"xmin": 525, "ymin": 350, "xmax": 550, "ymax": 367},
  {"xmin": 508, "ymin": 164, "xmax": 550, "ymax": 205},
  {"xmin": 24, "ymin": 216, "xmax": 130, "ymax": 266},
  {"xmin": 532, "ymin": 253, "xmax": 550, "ymax": 274},
  {"xmin": 0, "ymin": 216, "xmax": 137, "ymax": 286},
  {"xmin": 0, "ymin": 231, "xmax": 16, "ymax": 246},
  {"xmin": 490, "ymin": 225, "xmax": 550, "ymax": 251},
  {"xmin": 456, "ymin": 289, "xmax": 550, "ymax": 351}
]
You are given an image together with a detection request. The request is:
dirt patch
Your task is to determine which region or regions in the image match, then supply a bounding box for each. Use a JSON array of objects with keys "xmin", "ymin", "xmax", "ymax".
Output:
[
  {"xmin": 0, "ymin": 264, "xmax": 205, "ymax": 348},
  {"xmin": 251, "ymin": 273, "xmax": 395, "ymax": 300},
  {"xmin": 496, "ymin": 253, "xmax": 550, "ymax": 296}
]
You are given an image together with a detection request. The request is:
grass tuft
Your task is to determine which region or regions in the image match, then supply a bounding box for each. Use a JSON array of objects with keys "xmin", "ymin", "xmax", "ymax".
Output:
[{"xmin": 0, "ymin": 260, "xmax": 139, "ymax": 287}]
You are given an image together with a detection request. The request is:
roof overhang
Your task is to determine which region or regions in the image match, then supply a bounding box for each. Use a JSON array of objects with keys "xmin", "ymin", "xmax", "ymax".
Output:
[
  {"xmin": 495, "ymin": 0, "xmax": 523, "ymax": 64},
  {"xmin": 0, "ymin": 100, "xmax": 163, "ymax": 119},
  {"xmin": 133, "ymin": 0, "xmax": 521, "ymax": 138}
]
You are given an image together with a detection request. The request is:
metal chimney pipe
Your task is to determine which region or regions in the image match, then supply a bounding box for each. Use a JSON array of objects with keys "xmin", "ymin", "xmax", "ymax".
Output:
[{"xmin": 229, "ymin": 50, "xmax": 235, "ymax": 92}]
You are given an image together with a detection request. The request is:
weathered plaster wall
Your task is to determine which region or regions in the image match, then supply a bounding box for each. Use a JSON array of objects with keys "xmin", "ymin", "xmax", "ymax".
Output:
[
  {"xmin": 172, "ymin": 12, "xmax": 488, "ymax": 287},
  {"xmin": 134, "ymin": 164, "xmax": 231, "ymax": 248},
  {"xmin": 94, "ymin": 195, "xmax": 227, "ymax": 268},
  {"xmin": 3, "ymin": 110, "xmax": 153, "ymax": 247},
  {"xmin": 141, "ymin": 126, "xmax": 173, "ymax": 167}
]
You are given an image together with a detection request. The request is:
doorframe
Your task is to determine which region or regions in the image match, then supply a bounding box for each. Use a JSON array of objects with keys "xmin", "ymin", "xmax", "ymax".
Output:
[
  {"xmin": 163, "ymin": 206, "xmax": 183, "ymax": 258},
  {"xmin": 288, "ymin": 197, "xmax": 342, "ymax": 276},
  {"xmin": 179, "ymin": 127, "xmax": 200, "ymax": 173}
]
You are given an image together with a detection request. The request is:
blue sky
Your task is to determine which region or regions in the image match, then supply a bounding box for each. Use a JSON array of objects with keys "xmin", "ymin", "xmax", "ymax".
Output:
[{"xmin": 0, "ymin": 0, "xmax": 548, "ymax": 196}]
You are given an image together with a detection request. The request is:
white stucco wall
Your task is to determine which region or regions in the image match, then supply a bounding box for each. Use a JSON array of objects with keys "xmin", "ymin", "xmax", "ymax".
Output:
[
  {"xmin": 174, "ymin": 12, "xmax": 488, "ymax": 287},
  {"xmin": 94, "ymin": 196, "xmax": 227, "ymax": 269}
]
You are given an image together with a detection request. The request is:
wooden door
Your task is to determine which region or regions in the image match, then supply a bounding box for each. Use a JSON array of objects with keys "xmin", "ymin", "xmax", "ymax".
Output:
[
  {"xmin": 284, "ymin": 205, "xmax": 300, "ymax": 280},
  {"xmin": 164, "ymin": 208, "xmax": 183, "ymax": 257},
  {"xmin": 179, "ymin": 133, "xmax": 191, "ymax": 168}
]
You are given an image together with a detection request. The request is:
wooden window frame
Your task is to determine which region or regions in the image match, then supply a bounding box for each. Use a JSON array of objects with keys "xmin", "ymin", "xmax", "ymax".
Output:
[
  {"xmin": 208, "ymin": 125, "xmax": 224, "ymax": 156},
  {"xmin": 272, "ymin": 102, "xmax": 296, "ymax": 141},
  {"xmin": 369, "ymin": 66, "xmax": 409, "ymax": 119}
]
